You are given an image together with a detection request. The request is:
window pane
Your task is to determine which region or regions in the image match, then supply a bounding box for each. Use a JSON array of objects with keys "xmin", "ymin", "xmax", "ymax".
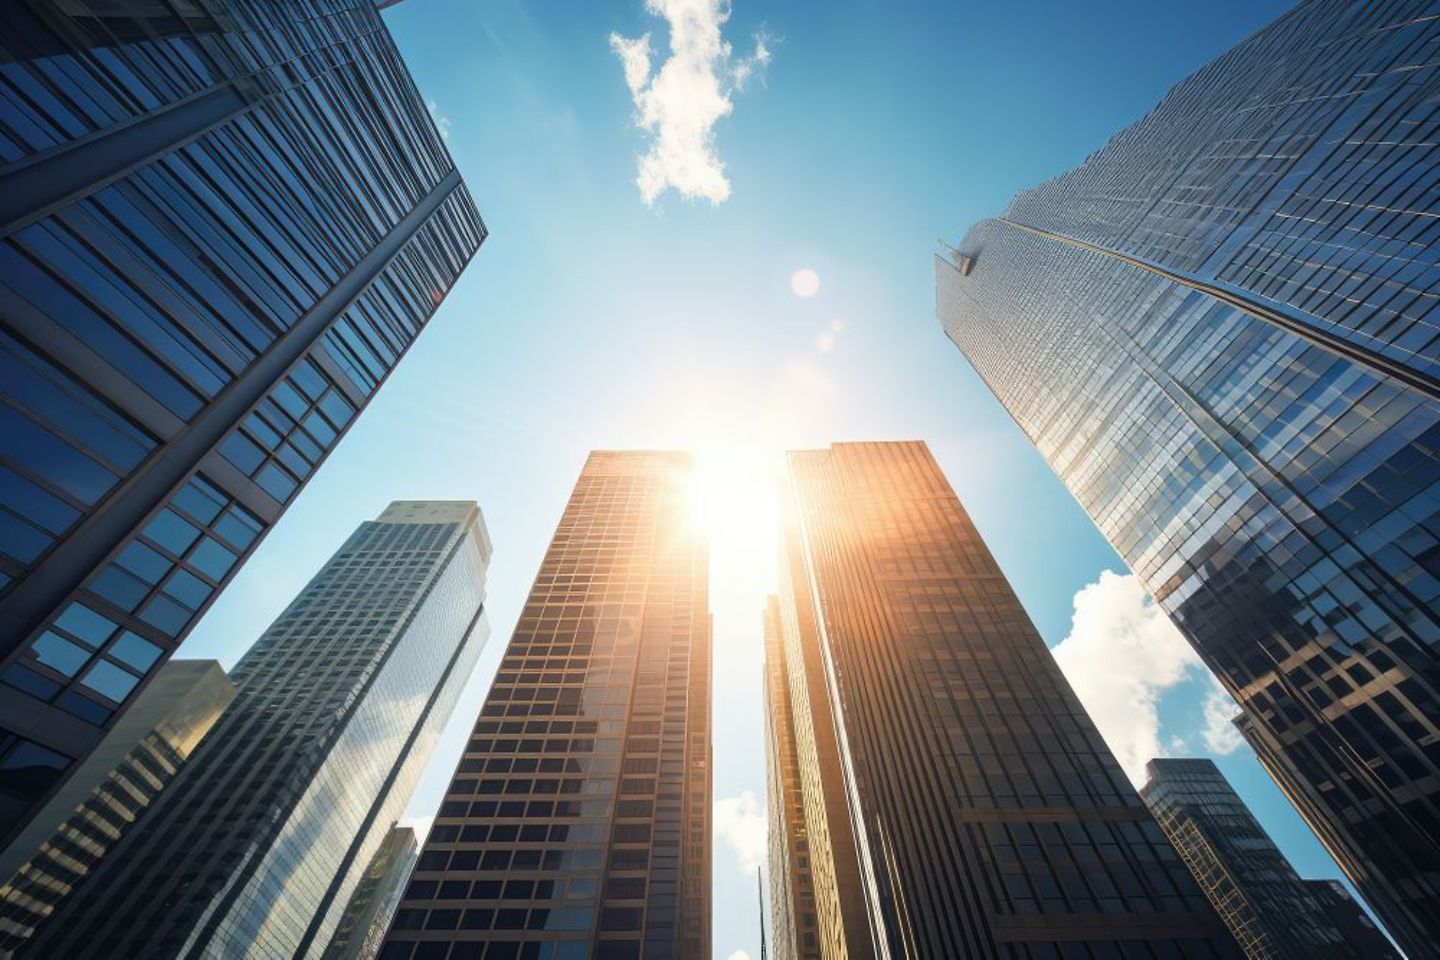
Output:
[
  {"xmin": 53, "ymin": 603, "xmax": 116, "ymax": 647},
  {"xmin": 31, "ymin": 631, "xmax": 91, "ymax": 676},
  {"xmin": 143, "ymin": 508, "xmax": 200, "ymax": 556},
  {"xmin": 80, "ymin": 660, "xmax": 140, "ymax": 702},
  {"xmin": 188, "ymin": 538, "xmax": 237, "ymax": 580},
  {"xmin": 109, "ymin": 631, "xmax": 162, "ymax": 672}
]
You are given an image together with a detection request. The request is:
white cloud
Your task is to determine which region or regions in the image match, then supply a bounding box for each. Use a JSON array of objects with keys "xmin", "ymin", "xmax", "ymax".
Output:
[
  {"xmin": 427, "ymin": 100, "xmax": 452, "ymax": 141},
  {"xmin": 714, "ymin": 789, "xmax": 767, "ymax": 874},
  {"xmin": 609, "ymin": 0, "xmax": 772, "ymax": 204},
  {"xmin": 1201, "ymin": 678, "xmax": 1244, "ymax": 754},
  {"xmin": 727, "ymin": 952, "xmax": 752, "ymax": 960},
  {"xmin": 816, "ymin": 318, "xmax": 844, "ymax": 353},
  {"xmin": 1051, "ymin": 571, "xmax": 1207, "ymax": 783},
  {"xmin": 790, "ymin": 267, "xmax": 820, "ymax": 298}
]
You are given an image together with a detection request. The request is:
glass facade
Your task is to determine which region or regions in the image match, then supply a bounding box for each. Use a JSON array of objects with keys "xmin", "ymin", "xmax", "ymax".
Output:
[
  {"xmin": 0, "ymin": 658, "xmax": 234, "ymax": 954},
  {"xmin": 1139, "ymin": 758, "xmax": 1354, "ymax": 959},
  {"xmin": 325, "ymin": 825, "xmax": 421, "ymax": 960},
  {"xmin": 934, "ymin": 3, "xmax": 1440, "ymax": 953},
  {"xmin": 770, "ymin": 442, "xmax": 1238, "ymax": 958},
  {"xmin": 383, "ymin": 452, "xmax": 712, "ymax": 960},
  {"xmin": 0, "ymin": 0, "xmax": 485, "ymax": 851},
  {"xmin": 28, "ymin": 501, "xmax": 492, "ymax": 959},
  {"xmin": 1300, "ymin": 879, "xmax": 1401, "ymax": 959}
]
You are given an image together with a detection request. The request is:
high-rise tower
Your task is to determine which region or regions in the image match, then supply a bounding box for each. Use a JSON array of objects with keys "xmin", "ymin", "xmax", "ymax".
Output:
[
  {"xmin": 766, "ymin": 441, "xmax": 1238, "ymax": 958},
  {"xmin": 1139, "ymin": 758, "xmax": 1360, "ymax": 959},
  {"xmin": 31, "ymin": 501, "xmax": 492, "ymax": 959},
  {"xmin": 0, "ymin": 0, "xmax": 485, "ymax": 851},
  {"xmin": 383, "ymin": 452, "xmax": 712, "ymax": 960},
  {"xmin": 935, "ymin": 4, "xmax": 1440, "ymax": 952}
]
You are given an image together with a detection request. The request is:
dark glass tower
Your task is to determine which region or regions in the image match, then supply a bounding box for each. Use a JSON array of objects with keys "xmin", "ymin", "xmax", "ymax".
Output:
[
  {"xmin": 935, "ymin": 4, "xmax": 1440, "ymax": 952},
  {"xmin": 768, "ymin": 441, "xmax": 1238, "ymax": 958},
  {"xmin": 383, "ymin": 452, "xmax": 712, "ymax": 960},
  {"xmin": 30, "ymin": 501, "xmax": 492, "ymax": 959},
  {"xmin": 0, "ymin": 658, "xmax": 234, "ymax": 953},
  {"xmin": 325, "ymin": 824, "xmax": 421, "ymax": 960},
  {"xmin": 0, "ymin": 0, "xmax": 485, "ymax": 851},
  {"xmin": 1300, "ymin": 879, "xmax": 1402, "ymax": 959},
  {"xmin": 1139, "ymin": 758, "xmax": 1360, "ymax": 959}
]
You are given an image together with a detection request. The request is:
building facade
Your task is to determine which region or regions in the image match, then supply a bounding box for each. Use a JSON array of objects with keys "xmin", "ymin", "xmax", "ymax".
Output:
[
  {"xmin": 0, "ymin": 0, "xmax": 485, "ymax": 852},
  {"xmin": 768, "ymin": 441, "xmax": 1238, "ymax": 958},
  {"xmin": 383, "ymin": 452, "xmax": 712, "ymax": 960},
  {"xmin": 934, "ymin": 3, "xmax": 1440, "ymax": 953},
  {"xmin": 30, "ymin": 501, "xmax": 492, "ymax": 959},
  {"xmin": 1300, "ymin": 879, "xmax": 1402, "ymax": 959},
  {"xmin": 0, "ymin": 658, "xmax": 234, "ymax": 955},
  {"xmin": 325, "ymin": 825, "xmax": 421, "ymax": 960},
  {"xmin": 1139, "ymin": 758, "xmax": 1358, "ymax": 959}
]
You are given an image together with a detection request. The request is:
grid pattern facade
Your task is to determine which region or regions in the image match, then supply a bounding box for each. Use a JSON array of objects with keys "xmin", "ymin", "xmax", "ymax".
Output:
[
  {"xmin": 1300, "ymin": 879, "xmax": 1401, "ymax": 959},
  {"xmin": 775, "ymin": 441, "xmax": 1238, "ymax": 959},
  {"xmin": 325, "ymin": 825, "xmax": 420, "ymax": 960},
  {"xmin": 0, "ymin": 659, "xmax": 234, "ymax": 954},
  {"xmin": 382, "ymin": 452, "xmax": 712, "ymax": 960},
  {"xmin": 934, "ymin": 4, "xmax": 1440, "ymax": 953},
  {"xmin": 29, "ymin": 501, "xmax": 492, "ymax": 959},
  {"xmin": 1139, "ymin": 759, "xmax": 1353, "ymax": 959},
  {"xmin": 763, "ymin": 596, "xmax": 820, "ymax": 960},
  {"xmin": 0, "ymin": 0, "xmax": 485, "ymax": 851}
]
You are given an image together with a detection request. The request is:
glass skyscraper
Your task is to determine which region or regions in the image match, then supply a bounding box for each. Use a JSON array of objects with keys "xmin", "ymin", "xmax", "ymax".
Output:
[
  {"xmin": 1300, "ymin": 879, "xmax": 1402, "ymax": 959},
  {"xmin": 0, "ymin": 0, "xmax": 485, "ymax": 854},
  {"xmin": 1139, "ymin": 758, "xmax": 1358, "ymax": 959},
  {"xmin": 325, "ymin": 824, "xmax": 421, "ymax": 960},
  {"xmin": 935, "ymin": 3, "xmax": 1440, "ymax": 952},
  {"xmin": 0, "ymin": 658, "xmax": 234, "ymax": 954},
  {"xmin": 766, "ymin": 441, "xmax": 1238, "ymax": 958},
  {"xmin": 29, "ymin": 501, "xmax": 492, "ymax": 959},
  {"xmin": 383, "ymin": 452, "xmax": 712, "ymax": 960}
]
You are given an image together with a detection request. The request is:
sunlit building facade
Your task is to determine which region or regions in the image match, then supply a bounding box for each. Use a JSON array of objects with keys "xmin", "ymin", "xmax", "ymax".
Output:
[
  {"xmin": 0, "ymin": 0, "xmax": 485, "ymax": 854},
  {"xmin": 1139, "ymin": 758, "xmax": 1357, "ymax": 959},
  {"xmin": 935, "ymin": 4, "xmax": 1440, "ymax": 953},
  {"xmin": 325, "ymin": 825, "xmax": 421, "ymax": 960},
  {"xmin": 768, "ymin": 441, "xmax": 1237, "ymax": 958},
  {"xmin": 30, "ymin": 501, "xmax": 492, "ymax": 959},
  {"xmin": 383, "ymin": 452, "xmax": 712, "ymax": 960},
  {"xmin": 0, "ymin": 659, "xmax": 234, "ymax": 955}
]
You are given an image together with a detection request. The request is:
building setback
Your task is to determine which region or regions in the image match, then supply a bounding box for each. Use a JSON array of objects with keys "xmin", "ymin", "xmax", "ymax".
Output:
[
  {"xmin": 29, "ymin": 501, "xmax": 492, "ymax": 959},
  {"xmin": 325, "ymin": 825, "xmax": 421, "ymax": 960},
  {"xmin": 0, "ymin": 659, "xmax": 235, "ymax": 954},
  {"xmin": 1139, "ymin": 758, "xmax": 1360, "ymax": 959},
  {"xmin": 0, "ymin": 0, "xmax": 485, "ymax": 852},
  {"xmin": 383, "ymin": 451, "xmax": 712, "ymax": 960},
  {"xmin": 768, "ymin": 441, "xmax": 1238, "ymax": 958},
  {"xmin": 934, "ymin": 3, "xmax": 1440, "ymax": 953}
]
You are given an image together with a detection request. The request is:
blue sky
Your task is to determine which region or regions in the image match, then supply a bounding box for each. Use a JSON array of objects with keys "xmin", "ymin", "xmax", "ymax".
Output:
[{"xmin": 173, "ymin": 1, "xmax": 1374, "ymax": 956}]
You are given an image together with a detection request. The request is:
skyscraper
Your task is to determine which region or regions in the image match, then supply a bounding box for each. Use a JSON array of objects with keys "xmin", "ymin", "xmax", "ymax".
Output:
[
  {"xmin": 30, "ymin": 501, "xmax": 492, "ymax": 959},
  {"xmin": 0, "ymin": 0, "xmax": 485, "ymax": 852},
  {"xmin": 1139, "ymin": 758, "xmax": 1358, "ymax": 959},
  {"xmin": 768, "ymin": 441, "xmax": 1238, "ymax": 958},
  {"xmin": 1300, "ymin": 879, "xmax": 1402, "ymax": 960},
  {"xmin": 0, "ymin": 658, "xmax": 234, "ymax": 954},
  {"xmin": 382, "ymin": 452, "xmax": 711, "ymax": 960},
  {"xmin": 934, "ymin": 4, "xmax": 1440, "ymax": 952},
  {"xmin": 326, "ymin": 825, "xmax": 421, "ymax": 960}
]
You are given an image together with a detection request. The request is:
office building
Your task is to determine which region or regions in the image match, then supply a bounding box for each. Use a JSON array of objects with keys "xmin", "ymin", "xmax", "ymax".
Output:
[
  {"xmin": 1301, "ymin": 879, "xmax": 1401, "ymax": 959},
  {"xmin": 30, "ymin": 501, "xmax": 492, "ymax": 958},
  {"xmin": 0, "ymin": 0, "xmax": 486, "ymax": 851},
  {"xmin": 1140, "ymin": 758, "xmax": 1357, "ymax": 959},
  {"xmin": 383, "ymin": 452, "xmax": 712, "ymax": 960},
  {"xmin": 935, "ymin": 3, "xmax": 1440, "ymax": 952},
  {"xmin": 325, "ymin": 825, "xmax": 421, "ymax": 960},
  {"xmin": 0, "ymin": 659, "xmax": 234, "ymax": 955},
  {"xmin": 767, "ymin": 441, "xmax": 1238, "ymax": 957}
]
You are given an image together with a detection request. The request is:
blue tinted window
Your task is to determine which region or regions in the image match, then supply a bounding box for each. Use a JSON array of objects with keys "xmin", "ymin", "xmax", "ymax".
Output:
[
  {"xmin": 214, "ymin": 507, "xmax": 261, "ymax": 549},
  {"xmin": 291, "ymin": 361, "xmax": 326, "ymax": 400},
  {"xmin": 271, "ymin": 381, "xmax": 306, "ymax": 419},
  {"xmin": 143, "ymin": 508, "xmax": 201, "ymax": 556},
  {"xmin": 219, "ymin": 432, "xmax": 264, "ymax": 474},
  {"xmin": 89, "ymin": 563, "xmax": 150, "ymax": 611},
  {"xmin": 319, "ymin": 391, "xmax": 354, "ymax": 428},
  {"xmin": 0, "ymin": 741, "xmax": 71, "ymax": 798},
  {"xmin": 255, "ymin": 463, "xmax": 297, "ymax": 502},
  {"xmin": 172, "ymin": 475, "xmax": 226, "ymax": 524},
  {"xmin": 163, "ymin": 568, "xmax": 212, "ymax": 609},
  {"xmin": 0, "ymin": 511, "xmax": 48, "ymax": 563},
  {"xmin": 53, "ymin": 603, "xmax": 116, "ymax": 647},
  {"xmin": 109, "ymin": 632, "xmax": 162, "ymax": 672},
  {"xmin": 31, "ymin": 631, "xmax": 92, "ymax": 676},
  {"xmin": 116, "ymin": 540, "xmax": 171, "ymax": 585},
  {"xmin": 1, "ymin": 665, "xmax": 60, "ymax": 701},
  {"xmin": 301, "ymin": 410, "xmax": 336, "ymax": 446},
  {"xmin": 0, "ymin": 403, "xmax": 116, "ymax": 503},
  {"xmin": 188, "ymin": 538, "xmax": 237, "ymax": 580},
  {"xmin": 139, "ymin": 594, "xmax": 190, "ymax": 636},
  {"xmin": 56, "ymin": 691, "xmax": 112, "ymax": 726},
  {"xmin": 80, "ymin": 660, "xmax": 139, "ymax": 703},
  {"xmin": 0, "ymin": 465, "xmax": 80, "ymax": 534}
]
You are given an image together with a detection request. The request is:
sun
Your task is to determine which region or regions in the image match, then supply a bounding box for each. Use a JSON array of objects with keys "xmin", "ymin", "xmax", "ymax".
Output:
[{"xmin": 687, "ymin": 441, "xmax": 783, "ymax": 596}]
